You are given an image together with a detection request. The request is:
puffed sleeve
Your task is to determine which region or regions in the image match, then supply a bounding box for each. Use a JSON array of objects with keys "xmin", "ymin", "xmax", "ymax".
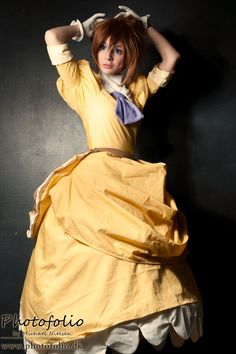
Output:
[
  {"xmin": 46, "ymin": 44, "xmax": 100, "ymax": 116},
  {"xmin": 147, "ymin": 65, "xmax": 174, "ymax": 95},
  {"xmin": 47, "ymin": 43, "xmax": 84, "ymax": 88}
]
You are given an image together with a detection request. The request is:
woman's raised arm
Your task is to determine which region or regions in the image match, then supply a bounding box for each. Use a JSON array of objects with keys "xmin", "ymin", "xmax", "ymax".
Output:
[
  {"xmin": 45, "ymin": 24, "xmax": 83, "ymax": 46},
  {"xmin": 114, "ymin": 5, "xmax": 180, "ymax": 72},
  {"xmin": 147, "ymin": 25, "xmax": 180, "ymax": 72},
  {"xmin": 45, "ymin": 13, "xmax": 106, "ymax": 46}
]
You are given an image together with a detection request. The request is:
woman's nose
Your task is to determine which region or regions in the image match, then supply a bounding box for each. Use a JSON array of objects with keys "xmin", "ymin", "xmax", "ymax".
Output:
[{"xmin": 105, "ymin": 49, "xmax": 112, "ymax": 60}]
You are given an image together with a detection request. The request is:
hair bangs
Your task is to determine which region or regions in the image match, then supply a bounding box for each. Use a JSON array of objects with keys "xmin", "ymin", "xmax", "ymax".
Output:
[{"xmin": 92, "ymin": 16, "xmax": 147, "ymax": 85}]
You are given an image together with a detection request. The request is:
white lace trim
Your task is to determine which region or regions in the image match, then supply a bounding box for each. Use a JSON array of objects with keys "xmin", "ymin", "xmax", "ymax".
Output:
[{"xmin": 24, "ymin": 303, "xmax": 203, "ymax": 353}]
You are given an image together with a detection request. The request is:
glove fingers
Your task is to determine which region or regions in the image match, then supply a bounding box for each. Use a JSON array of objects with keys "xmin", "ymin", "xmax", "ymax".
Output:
[
  {"xmin": 118, "ymin": 5, "xmax": 130, "ymax": 11},
  {"xmin": 114, "ymin": 11, "xmax": 128, "ymax": 18},
  {"xmin": 91, "ymin": 13, "xmax": 106, "ymax": 20},
  {"xmin": 117, "ymin": 5, "xmax": 150, "ymax": 19},
  {"xmin": 95, "ymin": 18, "xmax": 105, "ymax": 24}
]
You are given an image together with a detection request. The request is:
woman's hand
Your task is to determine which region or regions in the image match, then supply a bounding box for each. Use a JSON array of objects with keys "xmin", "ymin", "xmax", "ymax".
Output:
[
  {"xmin": 114, "ymin": 5, "xmax": 150, "ymax": 29},
  {"xmin": 82, "ymin": 13, "xmax": 106, "ymax": 38},
  {"xmin": 71, "ymin": 13, "xmax": 106, "ymax": 41},
  {"xmin": 114, "ymin": 5, "xmax": 180, "ymax": 72}
]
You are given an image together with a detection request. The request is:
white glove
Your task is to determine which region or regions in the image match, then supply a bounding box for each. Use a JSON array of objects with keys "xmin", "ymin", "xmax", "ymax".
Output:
[
  {"xmin": 114, "ymin": 5, "xmax": 150, "ymax": 29},
  {"xmin": 82, "ymin": 12, "xmax": 106, "ymax": 37},
  {"xmin": 70, "ymin": 13, "xmax": 106, "ymax": 41}
]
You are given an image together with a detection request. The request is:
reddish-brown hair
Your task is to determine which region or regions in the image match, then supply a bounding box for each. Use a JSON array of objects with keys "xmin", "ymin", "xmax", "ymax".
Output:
[{"xmin": 92, "ymin": 15, "xmax": 147, "ymax": 85}]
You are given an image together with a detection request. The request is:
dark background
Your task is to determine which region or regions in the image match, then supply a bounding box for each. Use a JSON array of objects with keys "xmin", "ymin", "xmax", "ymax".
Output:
[{"xmin": 1, "ymin": 0, "xmax": 235, "ymax": 353}]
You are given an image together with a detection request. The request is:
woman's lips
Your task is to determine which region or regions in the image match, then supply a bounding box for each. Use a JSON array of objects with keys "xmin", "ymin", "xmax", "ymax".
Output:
[{"xmin": 103, "ymin": 64, "xmax": 112, "ymax": 69}]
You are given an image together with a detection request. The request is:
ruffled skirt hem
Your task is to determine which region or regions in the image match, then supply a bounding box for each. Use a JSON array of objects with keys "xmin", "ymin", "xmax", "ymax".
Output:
[{"xmin": 24, "ymin": 303, "xmax": 203, "ymax": 354}]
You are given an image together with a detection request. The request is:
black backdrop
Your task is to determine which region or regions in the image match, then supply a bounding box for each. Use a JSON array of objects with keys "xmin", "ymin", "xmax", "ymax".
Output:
[{"xmin": 1, "ymin": 0, "xmax": 235, "ymax": 353}]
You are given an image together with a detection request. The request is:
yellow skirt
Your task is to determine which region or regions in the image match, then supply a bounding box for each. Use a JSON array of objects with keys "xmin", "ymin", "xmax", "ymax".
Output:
[{"xmin": 19, "ymin": 151, "xmax": 200, "ymax": 346}]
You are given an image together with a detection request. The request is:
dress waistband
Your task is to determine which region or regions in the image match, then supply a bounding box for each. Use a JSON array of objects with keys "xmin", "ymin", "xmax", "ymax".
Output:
[{"xmin": 89, "ymin": 147, "xmax": 135, "ymax": 160}]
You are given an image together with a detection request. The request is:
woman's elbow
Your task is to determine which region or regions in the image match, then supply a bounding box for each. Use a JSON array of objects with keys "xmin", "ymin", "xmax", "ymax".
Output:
[
  {"xmin": 175, "ymin": 51, "xmax": 181, "ymax": 62},
  {"xmin": 160, "ymin": 52, "xmax": 180, "ymax": 72},
  {"xmin": 44, "ymin": 29, "xmax": 58, "ymax": 46},
  {"xmin": 168, "ymin": 51, "xmax": 181, "ymax": 71}
]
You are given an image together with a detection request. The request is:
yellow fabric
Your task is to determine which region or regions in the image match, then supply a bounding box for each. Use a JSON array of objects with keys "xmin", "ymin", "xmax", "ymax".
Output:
[
  {"xmin": 55, "ymin": 59, "xmax": 170, "ymax": 155},
  {"xmin": 19, "ymin": 58, "xmax": 201, "ymax": 346}
]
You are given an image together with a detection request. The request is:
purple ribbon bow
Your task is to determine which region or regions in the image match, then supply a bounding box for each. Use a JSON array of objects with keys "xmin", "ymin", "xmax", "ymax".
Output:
[{"xmin": 112, "ymin": 91, "xmax": 144, "ymax": 125}]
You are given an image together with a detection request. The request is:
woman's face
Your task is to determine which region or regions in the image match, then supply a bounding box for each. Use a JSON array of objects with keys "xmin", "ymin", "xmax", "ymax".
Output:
[{"xmin": 97, "ymin": 37, "xmax": 125, "ymax": 75}]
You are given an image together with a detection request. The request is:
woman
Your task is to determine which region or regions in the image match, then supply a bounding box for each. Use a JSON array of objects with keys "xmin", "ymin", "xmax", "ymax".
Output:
[{"xmin": 19, "ymin": 5, "xmax": 203, "ymax": 354}]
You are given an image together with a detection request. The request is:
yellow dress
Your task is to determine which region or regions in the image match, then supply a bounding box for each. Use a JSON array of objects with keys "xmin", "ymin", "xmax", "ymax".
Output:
[{"xmin": 19, "ymin": 53, "xmax": 201, "ymax": 348}]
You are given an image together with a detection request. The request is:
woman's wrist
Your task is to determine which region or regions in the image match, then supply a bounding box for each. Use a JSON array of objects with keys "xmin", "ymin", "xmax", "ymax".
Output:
[{"xmin": 70, "ymin": 19, "xmax": 84, "ymax": 41}]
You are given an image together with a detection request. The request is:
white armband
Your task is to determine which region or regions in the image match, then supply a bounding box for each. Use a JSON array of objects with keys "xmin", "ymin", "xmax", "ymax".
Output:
[
  {"xmin": 148, "ymin": 65, "xmax": 174, "ymax": 88},
  {"xmin": 46, "ymin": 43, "xmax": 73, "ymax": 65}
]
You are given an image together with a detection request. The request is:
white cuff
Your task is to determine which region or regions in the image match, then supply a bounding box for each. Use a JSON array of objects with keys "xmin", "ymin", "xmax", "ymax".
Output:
[
  {"xmin": 70, "ymin": 19, "xmax": 84, "ymax": 42},
  {"xmin": 148, "ymin": 64, "xmax": 174, "ymax": 88},
  {"xmin": 46, "ymin": 43, "xmax": 73, "ymax": 65}
]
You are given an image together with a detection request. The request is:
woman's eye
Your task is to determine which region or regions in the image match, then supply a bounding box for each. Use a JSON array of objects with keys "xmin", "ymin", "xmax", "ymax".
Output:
[
  {"xmin": 114, "ymin": 48, "xmax": 123, "ymax": 55},
  {"xmin": 99, "ymin": 43, "xmax": 106, "ymax": 51}
]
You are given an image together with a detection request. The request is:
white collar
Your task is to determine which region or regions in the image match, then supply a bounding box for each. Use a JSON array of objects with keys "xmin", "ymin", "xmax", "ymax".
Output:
[{"xmin": 99, "ymin": 71, "xmax": 132, "ymax": 101}]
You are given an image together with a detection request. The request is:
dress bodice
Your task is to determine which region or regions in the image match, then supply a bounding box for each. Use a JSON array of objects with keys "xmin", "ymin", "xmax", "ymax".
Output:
[
  {"xmin": 80, "ymin": 88, "xmax": 143, "ymax": 154},
  {"xmin": 55, "ymin": 58, "xmax": 172, "ymax": 154}
]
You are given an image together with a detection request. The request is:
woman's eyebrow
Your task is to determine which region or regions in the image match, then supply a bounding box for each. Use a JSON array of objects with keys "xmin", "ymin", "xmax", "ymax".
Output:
[{"xmin": 113, "ymin": 43, "xmax": 124, "ymax": 47}]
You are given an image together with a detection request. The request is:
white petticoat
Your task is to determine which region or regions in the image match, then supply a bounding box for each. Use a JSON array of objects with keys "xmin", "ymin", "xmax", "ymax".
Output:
[{"xmin": 24, "ymin": 303, "xmax": 203, "ymax": 354}]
